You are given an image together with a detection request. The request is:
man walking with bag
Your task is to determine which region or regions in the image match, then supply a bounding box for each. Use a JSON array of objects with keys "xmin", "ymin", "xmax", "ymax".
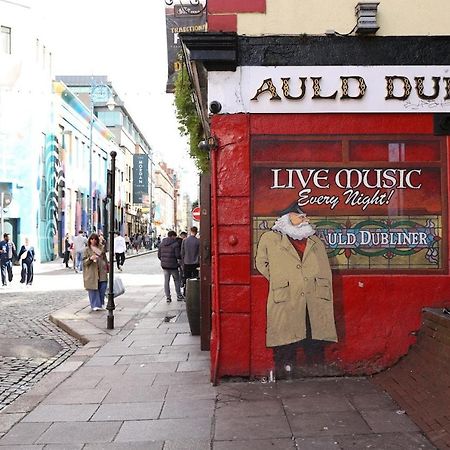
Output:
[{"xmin": 158, "ymin": 230, "xmax": 184, "ymax": 303}]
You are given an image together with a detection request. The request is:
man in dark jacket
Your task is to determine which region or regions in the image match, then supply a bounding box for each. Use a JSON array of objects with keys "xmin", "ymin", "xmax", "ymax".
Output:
[
  {"xmin": 157, "ymin": 230, "xmax": 184, "ymax": 302},
  {"xmin": 181, "ymin": 226, "xmax": 200, "ymax": 280}
]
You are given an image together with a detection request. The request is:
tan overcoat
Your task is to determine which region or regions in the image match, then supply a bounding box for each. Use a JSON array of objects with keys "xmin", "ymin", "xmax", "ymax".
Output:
[
  {"xmin": 83, "ymin": 246, "xmax": 108, "ymax": 290},
  {"xmin": 255, "ymin": 231, "xmax": 338, "ymax": 347}
]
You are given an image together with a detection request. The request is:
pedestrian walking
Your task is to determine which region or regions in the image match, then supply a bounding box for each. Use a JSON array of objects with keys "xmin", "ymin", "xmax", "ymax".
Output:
[
  {"xmin": 124, "ymin": 233, "xmax": 131, "ymax": 252},
  {"xmin": 83, "ymin": 233, "xmax": 108, "ymax": 311},
  {"xmin": 181, "ymin": 227, "xmax": 200, "ymax": 282},
  {"xmin": 72, "ymin": 230, "xmax": 87, "ymax": 273},
  {"xmin": 18, "ymin": 237, "xmax": 35, "ymax": 286},
  {"xmin": 157, "ymin": 230, "xmax": 184, "ymax": 303},
  {"xmin": 114, "ymin": 232, "xmax": 126, "ymax": 271},
  {"xmin": 0, "ymin": 233, "xmax": 17, "ymax": 286},
  {"xmin": 62, "ymin": 233, "xmax": 72, "ymax": 268}
]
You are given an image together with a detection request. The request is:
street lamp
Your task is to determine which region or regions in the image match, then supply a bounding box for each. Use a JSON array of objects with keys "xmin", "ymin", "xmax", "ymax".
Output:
[{"xmin": 88, "ymin": 81, "xmax": 115, "ymax": 234}]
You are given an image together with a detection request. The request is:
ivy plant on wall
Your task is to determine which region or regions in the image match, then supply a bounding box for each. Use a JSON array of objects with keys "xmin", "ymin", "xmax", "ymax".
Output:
[{"xmin": 174, "ymin": 65, "xmax": 209, "ymax": 173}]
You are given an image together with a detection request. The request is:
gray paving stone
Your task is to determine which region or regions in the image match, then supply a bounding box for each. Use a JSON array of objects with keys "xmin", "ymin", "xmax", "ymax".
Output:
[
  {"xmin": 84, "ymin": 442, "xmax": 163, "ymax": 450},
  {"xmin": 160, "ymin": 399, "xmax": 215, "ymax": 419},
  {"xmin": 2, "ymin": 391, "xmax": 45, "ymax": 414},
  {"xmin": 0, "ymin": 445, "xmax": 43, "ymax": 449},
  {"xmin": 22, "ymin": 404, "xmax": 98, "ymax": 422},
  {"xmin": 165, "ymin": 384, "xmax": 217, "ymax": 400},
  {"xmin": 348, "ymin": 392, "xmax": 399, "ymax": 411},
  {"xmin": 56, "ymin": 375, "xmax": 102, "ymax": 390},
  {"xmin": 103, "ymin": 385, "xmax": 167, "ymax": 403},
  {"xmin": 116, "ymin": 353, "xmax": 188, "ymax": 365},
  {"xmin": 123, "ymin": 362, "xmax": 179, "ymax": 374},
  {"xmin": 84, "ymin": 357, "xmax": 120, "ymax": 367},
  {"xmin": 43, "ymin": 444, "xmax": 84, "ymax": 449},
  {"xmin": 98, "ymin": 372, "xmax": 157, "ymax": 388},
  {"xmin": 160, "ymin": 344, "xmax": 203, "ymax": 354},
  {"xmin": 115, "ymin": 418, "xmax": 212, "ymax": 442},
  {"xmin": 337, "ymin": 432, "xmax": 436, "ymax": 449},
  {"xmin": 215, "ymin": 399, "xmax": 284, "ymax": 418},
  {"xmin": 217, "ymin": 383, "xmax": 279, "ymax": 401},
  {"xmin": 295, "ymin": 437, "xmax": 341, "ymax": 449},
  {"xmin": 91, "ymin": 402, "xmax": 163, "ymax": 421},
  {"xmin": 0, "ymin": 422, "xmax": 51, "ymax": 445},
  {"xmin": 42, "ymin": 388, "xmax": 110, "ymax": 405},
  {"xmin": 96, "ymin": 344, "xmax": 163, "ymax": 356},
  {"xmin": 360, "ymin": 409, "xmax": 421, "ymax": 433},
  {"xmin": 176, "ymin": 360, "xmax": 210, "ymax": 372},
  {"xmin": 153, "ymin": 372, "xmax": 210, "ymax": 386},
  {"xmin": 127, "ymin": 335, "xmax": 175, "ymax": 347},
  {"xmin": 214, "ymin": 439, "xmax": 297, "ymax": 450},
  {"xmin": 0, "ymin": 412, "xmax": 26, "ymax": 433},
  {"xmin": 288, "ymin": 411, "xmax": 372, "ymax": 437},
  {"xmin": 36, "ymin": 422, "xmax": 121, "ymax": 444},
  {"xmin": 164, "ymin": 440, "xmax": 210, "ymax": 450},
  {"xmin": 282, "ymin": 394, "xmax": 354, "ymax": 413},
  {"xmin": 171, "ymin": 334, "xmax": 199, "ymax": 346},
  {"xmin": 214, "ymin": 415, "xmax": 291, "ymax": 441}
]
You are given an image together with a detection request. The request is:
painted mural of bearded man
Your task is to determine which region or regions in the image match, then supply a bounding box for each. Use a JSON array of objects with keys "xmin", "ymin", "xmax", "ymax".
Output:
[{"xmin": 255, "ymin": 203, "xmax": 338, "ymax": 378}]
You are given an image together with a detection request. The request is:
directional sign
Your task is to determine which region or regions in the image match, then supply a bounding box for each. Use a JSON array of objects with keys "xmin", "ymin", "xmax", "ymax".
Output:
[{"xmin": 192, "ymin": 206, "xmax": 201, "ymax": 222}]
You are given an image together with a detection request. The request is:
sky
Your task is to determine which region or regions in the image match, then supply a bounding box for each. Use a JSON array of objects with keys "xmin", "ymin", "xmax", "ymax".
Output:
[{"xmin": 33, "ymin": 0, "xmax": 199, "ymax": 200}]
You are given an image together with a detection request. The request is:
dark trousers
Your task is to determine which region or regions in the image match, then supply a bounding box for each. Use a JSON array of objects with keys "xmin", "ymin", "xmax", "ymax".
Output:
[
  {"xmin": 1, "ymin": 260, "xmax": 13, "ymax": 285},
  {"xmin": 183, "ymin": 264, "xmax": 199, "ymax": 280},
  {"xmin": 63, "ymin": 250, "xmax": 71, "ymax": 267},
  {"xmin": 115, "ymin": 252, "xmax": 125, "ymax": 269},
  {"xmin": 20, "ymin": 260, "xmax": 34, "ymax": 285},
  {"xmin": 273, "ymin": 306, "xmax": 326, "ymax": 378}
]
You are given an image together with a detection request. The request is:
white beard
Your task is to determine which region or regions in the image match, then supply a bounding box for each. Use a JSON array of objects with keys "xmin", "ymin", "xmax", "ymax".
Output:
[{"xmin": 271, "ymin": 213, "xmax": 316, "ymax": 241}]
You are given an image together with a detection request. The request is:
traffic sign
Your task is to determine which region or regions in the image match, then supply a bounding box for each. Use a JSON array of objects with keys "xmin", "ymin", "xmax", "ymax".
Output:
[{"xmin": 192, "ymin": 206, "xmax": 201, "ymax": 222}]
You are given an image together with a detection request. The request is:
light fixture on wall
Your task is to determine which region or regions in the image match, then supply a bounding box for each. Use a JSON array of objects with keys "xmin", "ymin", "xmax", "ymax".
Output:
[
  {"xmin": 355, "ymin": 2, "xmax": 380, "ymax": 34},
  {"xmin": 198, "ymin": 136, "xmax": 218, "ymax": 152}
]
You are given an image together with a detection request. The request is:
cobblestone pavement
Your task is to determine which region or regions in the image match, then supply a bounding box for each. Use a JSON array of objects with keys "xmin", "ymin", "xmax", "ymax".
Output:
[
  {"xmin": 0, "ymin": 251, "xmax": 158, "ymax": 411},
  {"xmin": 0, "ymin": 289, "xmax": 85, "ymax": 410}
]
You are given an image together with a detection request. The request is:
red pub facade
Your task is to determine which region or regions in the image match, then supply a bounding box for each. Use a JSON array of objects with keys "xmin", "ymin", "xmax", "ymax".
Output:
[{"xmin": 181, "ymin": 4, "xmax": 450, "ymax": 384}]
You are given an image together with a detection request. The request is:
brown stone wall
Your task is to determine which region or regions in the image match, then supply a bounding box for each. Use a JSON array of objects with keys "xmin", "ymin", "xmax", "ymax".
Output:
[{"xmin": 374, "ymin": 308, "xmax": 450, "ymax": 450}]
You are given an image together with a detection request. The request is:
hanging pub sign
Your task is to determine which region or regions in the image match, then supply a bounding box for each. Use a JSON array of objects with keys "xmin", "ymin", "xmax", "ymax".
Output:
[
  {"xmin": 132, "ymin": 154, "xmax": 149, "ymax": 205},
  {"xmin": 252, "ymin": 136, "xmax": 446, "ymax": 272},
  {"xmin": 165, "ymin": 4, "xmax": 206, "ymax": 93},
  {"xmin": 209, "ymin": 66, "xmax": 450, "ymax": 114}
]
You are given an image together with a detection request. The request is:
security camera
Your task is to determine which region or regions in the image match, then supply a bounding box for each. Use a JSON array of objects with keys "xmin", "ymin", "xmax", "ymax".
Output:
[
  {"xmin": 209, "ymin": 101, "xmax": 222, "ymax": 114},
  {"xmin": 198, "ymin": 140, "xmax": 210, "ymax": 152}
]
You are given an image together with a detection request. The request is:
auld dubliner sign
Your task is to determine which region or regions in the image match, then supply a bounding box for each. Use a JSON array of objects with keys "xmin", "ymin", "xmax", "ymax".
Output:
[{"xmin": 209, "ymin": 66, "xmax": 450, "ymax": 113}]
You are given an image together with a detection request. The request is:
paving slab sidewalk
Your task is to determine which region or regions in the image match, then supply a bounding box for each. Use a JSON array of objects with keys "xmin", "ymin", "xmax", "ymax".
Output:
[{"xmin": 0, "ymin": 278, "xmax": 437, "ymax": 449}]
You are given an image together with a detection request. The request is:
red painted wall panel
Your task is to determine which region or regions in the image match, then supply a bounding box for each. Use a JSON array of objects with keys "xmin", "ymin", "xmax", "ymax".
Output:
[
  {"xmin": 210, "ymin": 112, "xmax": 449, "ymax": 380},
  {"xmin": 218, "ymin": 254, "xmax": 251, "ymax": 284},
  {"xmin": 219, "ymin": 313, "xmax": 251, "ymax": 376},
  {"xmin": 212, "ymin": 115, "xmax": 250, "ymax": 197},
  {"xmin": 250, "ymin": 113, "xmax": 435, "ymax": 136},
  {"xmin": 218, "ymin": 197, "xmax": 250, "ymax": 225},
  {"xmin": 208, "ymin": 14, "xmax": 237, "ymax": 32},
  {"xmin": 220, "ymin": 284, "xmax": 251, "ymax": 313},
  {"xmin": 218, "ymin": 225, "xmax": 250, "ymax": 254},
  {"xmin": 208, "ymin": 0, "xmax": 266, "ymax": 14}
]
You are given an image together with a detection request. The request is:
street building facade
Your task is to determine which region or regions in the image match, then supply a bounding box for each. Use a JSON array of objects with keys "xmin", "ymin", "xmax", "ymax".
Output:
[
  {"xmin": 182, "ymin": 0, "xmax": 450, "ymax": 382},
  {"xmin": 0, "ymin": 0, "xmax": 53, "ymax": 262}
]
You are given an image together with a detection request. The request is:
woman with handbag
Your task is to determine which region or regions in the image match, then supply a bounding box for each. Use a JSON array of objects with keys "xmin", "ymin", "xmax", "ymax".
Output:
[
  {"xmin": 18, "ymin": 237, "xmax": 35, "ymax": 286},
  {"xmin": 83, "ymin": 233, "xmax": 108, "ymax": 311}
]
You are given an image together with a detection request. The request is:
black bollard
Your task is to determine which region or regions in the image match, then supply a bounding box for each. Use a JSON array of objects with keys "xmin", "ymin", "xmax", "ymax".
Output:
[{"xmin": 106, "ymin": 150, "xmax": 117, "ymax": 329}]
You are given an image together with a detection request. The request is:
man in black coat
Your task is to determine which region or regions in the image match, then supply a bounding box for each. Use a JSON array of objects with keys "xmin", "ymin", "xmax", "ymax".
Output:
[
  {"xmin": 157, "ymin": 230, "xmax": 184, "ymax": 302},
  {"xmin": 0, "ymin": 233, "xmax": 17, "ymax": 286}
]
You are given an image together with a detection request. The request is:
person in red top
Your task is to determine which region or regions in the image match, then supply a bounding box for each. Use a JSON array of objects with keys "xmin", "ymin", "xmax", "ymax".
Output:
[{"xmin": 255, "ymin": 203, "xmax": 337, "ymax": 379}]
